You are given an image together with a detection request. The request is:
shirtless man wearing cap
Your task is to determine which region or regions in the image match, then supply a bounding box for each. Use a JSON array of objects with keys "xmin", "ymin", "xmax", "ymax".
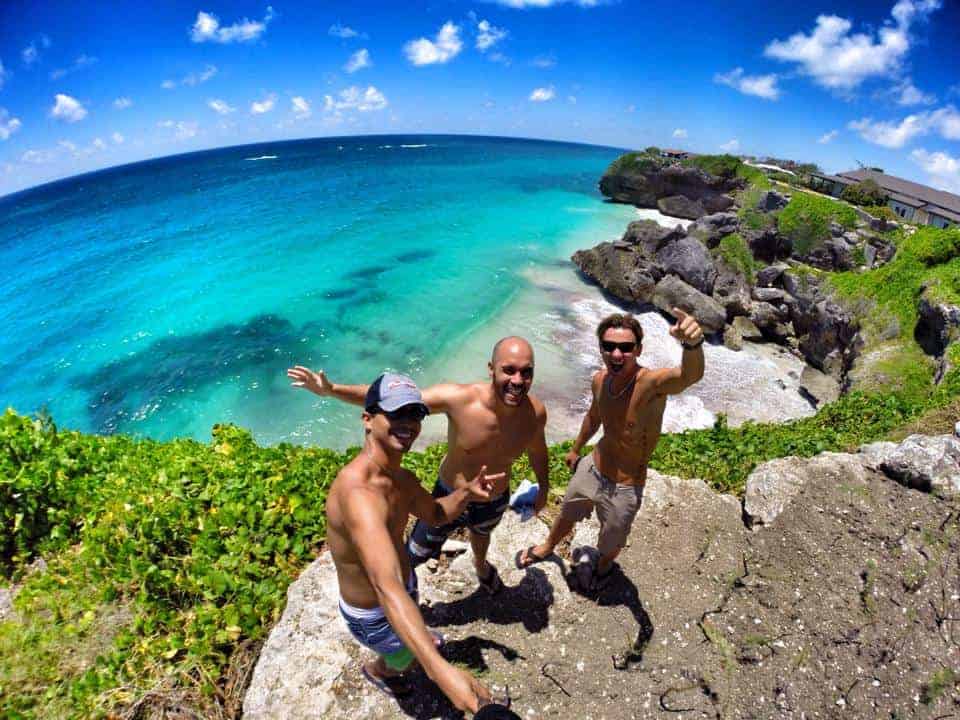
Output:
[
  {"xmin": 289, "ymin": 336, "xmax": 550, "ymax": 594},
  {"xmin": 518, "ymin": 309, "xmax": 704, "ymax": 591},
  {"xmin": 327, "ymin": 372, "xmax": 501, "ymax": 710}
]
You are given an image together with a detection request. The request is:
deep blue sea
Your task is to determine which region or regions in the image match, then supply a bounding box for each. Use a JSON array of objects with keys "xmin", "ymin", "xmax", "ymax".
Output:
[{"xmin": 0, "ymin": 135, "xmax": 642, "ymax": 448}]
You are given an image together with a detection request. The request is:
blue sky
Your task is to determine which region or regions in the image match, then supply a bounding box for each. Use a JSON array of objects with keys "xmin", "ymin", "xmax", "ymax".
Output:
[{"xmin": 1, "ymin": 0, "xmax": 959, "ymax": 197}]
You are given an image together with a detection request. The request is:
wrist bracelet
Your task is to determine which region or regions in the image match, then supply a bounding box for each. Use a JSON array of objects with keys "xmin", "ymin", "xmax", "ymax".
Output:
[{"xmin": 682, "ymin": 337, "xmax": 704, "ymax": 349}]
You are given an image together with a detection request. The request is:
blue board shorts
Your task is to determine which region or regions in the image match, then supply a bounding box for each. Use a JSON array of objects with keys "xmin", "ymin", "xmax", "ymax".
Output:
[
  {"xmin": 339, "ymin": 572, "xmax": 419, "ymax": 671},
  {"xmin": 406, "ymin": 478, "xmax": 510, "ymax": 566}
]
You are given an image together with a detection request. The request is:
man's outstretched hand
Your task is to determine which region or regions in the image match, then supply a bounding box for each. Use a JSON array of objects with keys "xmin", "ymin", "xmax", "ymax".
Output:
[
  {"xmin": 287, "ymin": 365, "xmax": 333, "ymax": 396},
  {"xmin": 465, "ymin": 465, "xmax": 504, "ymax": 502},
  {"xmin": 668, "ymin": 308, "xmax": 703, "ymax": 347}
]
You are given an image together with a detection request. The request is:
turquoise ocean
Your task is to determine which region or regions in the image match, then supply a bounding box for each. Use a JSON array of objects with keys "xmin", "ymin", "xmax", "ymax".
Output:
[{"xmin": 0, "ymin": 135, "xmax": 641, "ymax": 449}]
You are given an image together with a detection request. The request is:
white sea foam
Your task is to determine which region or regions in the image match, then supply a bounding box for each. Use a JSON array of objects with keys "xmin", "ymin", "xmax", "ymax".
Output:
[
  {"xmin": 400, "ymin": 144, "xmax": 429, "ymax": 148},
  {"xmin": 633, "ymin": 207, "xmax": 694, "ymax": 230},
  {"xmin": 244, "ymin": 155, "xmax": 278, "ymax": 161}
]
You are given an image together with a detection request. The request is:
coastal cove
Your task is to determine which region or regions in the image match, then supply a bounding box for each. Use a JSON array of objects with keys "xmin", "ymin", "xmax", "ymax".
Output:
[{"xmin": 1, "ymin": 135, "xmax": 815, "ymax": 450}]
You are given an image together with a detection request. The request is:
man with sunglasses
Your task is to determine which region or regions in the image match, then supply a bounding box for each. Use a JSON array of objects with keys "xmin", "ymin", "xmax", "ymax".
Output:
[
  {"xmin": 288, "ymin": 336, "xmax": 550, "ymax": 595},
  {"xmin": 518, "ymin": 309, "xmax": 704, "ymax": 592},
  {"xmin": 325, "ymin": 372, "xmax": 501, "ymax": 711}
]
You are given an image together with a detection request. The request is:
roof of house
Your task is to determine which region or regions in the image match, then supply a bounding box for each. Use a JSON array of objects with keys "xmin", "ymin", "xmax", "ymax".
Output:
[
  {"xmin": 926, "ymin": 205, "xmax": 960, "ymax": 223},
  {"xmin": 661, "ymin": 148, "xmax": 689, "ymax": 156},
  {"xmin": 839, "ymin": 168, "xmax": 960, "ymax": 215},
  {"xmin": 808, "ymin": 170, "xmax": 855, "ymax": 185}
]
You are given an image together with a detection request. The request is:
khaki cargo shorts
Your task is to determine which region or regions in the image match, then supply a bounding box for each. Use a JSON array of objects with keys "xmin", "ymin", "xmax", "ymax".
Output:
[{"xmin": 559, "ymin": 456, "xmax": 644, "ymax": 556}]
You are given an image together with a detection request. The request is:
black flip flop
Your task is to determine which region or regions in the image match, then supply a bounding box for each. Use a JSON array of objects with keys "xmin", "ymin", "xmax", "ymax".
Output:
[
  {"xmin": 477, "ymin": 563, "xmax": 503, "ymax": 594},
  {"xmin": 515, "ymin": 545, "xmax": 549, "ymax": 569},
  {"xmin": 361, "ymin": 664, "xmax": 413, "ymax": 698}
]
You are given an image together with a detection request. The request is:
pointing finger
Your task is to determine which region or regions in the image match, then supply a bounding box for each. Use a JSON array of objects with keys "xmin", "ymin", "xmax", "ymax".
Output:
[{"xmin": 672, "ymin": 307, "xmax": 688, "ymax": 322}]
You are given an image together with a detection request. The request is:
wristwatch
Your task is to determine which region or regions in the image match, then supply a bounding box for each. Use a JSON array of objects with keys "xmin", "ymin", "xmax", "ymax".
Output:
[{"xmin": 682, "ymin": 337, "xmax": 705, "ymax": 349}]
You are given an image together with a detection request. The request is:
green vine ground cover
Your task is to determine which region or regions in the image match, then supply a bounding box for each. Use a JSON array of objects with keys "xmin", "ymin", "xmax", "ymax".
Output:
[{"xmin": 3, "ymin": 364, "xmax": 959, "ymax": 717}]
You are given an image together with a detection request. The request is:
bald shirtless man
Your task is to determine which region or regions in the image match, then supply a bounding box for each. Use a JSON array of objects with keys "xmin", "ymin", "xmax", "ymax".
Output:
[
  {"xmin": 326, "ymin": 372, "xmax": 498, "ymax": 710},
  {"xmin": 518, "ymin": 309, "xmax": 704, "ymax": 590},
  {"xmin": 289, "ymin": 337, "xmax": 550, "ymax": 594}
]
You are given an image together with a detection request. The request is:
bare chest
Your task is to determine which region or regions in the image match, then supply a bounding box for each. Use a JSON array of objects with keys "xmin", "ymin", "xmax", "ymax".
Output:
[
  {"xmin": 449, "ymin": 407, "xmax": 534, "ymax": 461},
  {"xmin": 599, "ymin": 378, "xmax": 667, "ymax": 437}
]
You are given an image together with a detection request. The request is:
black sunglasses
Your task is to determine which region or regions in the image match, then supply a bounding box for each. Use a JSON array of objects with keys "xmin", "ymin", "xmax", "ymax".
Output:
[
  {"xmin": 600, "ymin": 341, "xmax": 638, "ymax": 353},
  {"xmin": 372, "ymin": 405, "xmax": 428, "ymax": 422}
]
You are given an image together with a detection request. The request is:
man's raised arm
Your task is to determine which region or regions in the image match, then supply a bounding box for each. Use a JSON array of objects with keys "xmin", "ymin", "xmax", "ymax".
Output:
[
  {"xmin": 345, "ymin": 492, "xmax": 491, "ymax": 712},
  {"xmin": 408, "ymin": 466, "xmax": 499, "ymax": 527},
  {"xmin": 655, "ymin": 308, "xmax": 705, "ymax": 395},
  {"xmin": 287, "ymin": 366, "xmax": 369, "ymax": 405}
]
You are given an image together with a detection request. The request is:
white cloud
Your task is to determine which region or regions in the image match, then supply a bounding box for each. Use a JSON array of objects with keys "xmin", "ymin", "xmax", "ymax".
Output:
[
  {"xmin": 0, "ymin": 59, "xmax": 6, "ymax": 89},
  {"xmin": 487, "ymin": 52, "xmax": 511, "ymax": 66},
  {"xmin": 191, "ymin": 6, "xmax": 275, "ymax": 44},
  {"xmin": 720, "ymin": 139, "xmax": 740, "ymax": 152},
  {"xmin": 92, "ymin": 137, "xmax": 107, "ymax": 151},
  {"xmin": 329, "ymin": 23, "xmax": 365, "ymax": 39},
  {"xmin": 50, "ymin": 54, "xmax": 97, "ymax": 80},
  {"xmin": 344, "ymin": 49, "xmax": 371, "ymax": 73},
  {"xmin": 112, "ymin": 132, "xmax": 124, "ymax": 144},
  {"xmin": 292, "ymin": 96, "xmax": 311, "ymax": 118},
  {"xmin": 22, "ymin": 43, "xmax": 38, "ymax": 66},
  {"xmin": 567, "ymin": 95, "xmax": 577, "ymax": 104},
  {"xmin": 22, "ymin": 149, "xmax": 56, "ymax": 164},
  {"xmin": 848, "ymin": 105, "xmax": 960, "ymax": 148},
  {"xmin": 0, "ymin": 109, "xmax": 22, "ymax": 140},
  {"xmin": 672, "ymin": 128, "xmax": 688, "ymax": 139},
  {"xmin": 250, "ymin": 94, "xmax": 277, "ymax": 114},
  {"xmin": 894, "ymin": 77, "xmax": 936, "ymax": 106},
  {"xmin": 531, "ymin": 55, "xmax": 556, "ymax": 68},
  {"xmin": 58, "ymin": 140, "xmax": 78, "ymax": 154},
  {"xmin": 910, "ymin": 148, "xmax": 960, "ymax": 193},
  {"xmin": 404, "ymin": 22, "xmax": 463, "ymax": 66},
  {"xmin": 161, "ymin": 79, "xmax": 177, "ymax": 90},
  {"xmin": 714, "ymin": 67, "xmax": 780, "ymax": 100},
  {"xmin": 476, "ymin": 20, "xmax": 508, "ymax": 51},
  {"xmin": 208, "ymin": 98, "xmax": 236, "ymax": 115},
  {"xmin": 323, "ymin": 86, "xmax": 388, "ymax": 112},
  {"xmin": 183, "ymin": 64, "xmax": 218, "ymax": 86},
  {"xmin": 818, "ymin": 129, "xmax": 839, "ymax": 144},
  {"xmin": 50, "ymin": 94, "xmax": 88, "ymax": 123},
  {"xmin": 764, "ymin": 0, "xmax": 942, "ymax": 91},
  {"xmin": 529, "ymin": 86, "xmax": 555, "ymax": 102},
  {"xmin": 158, "ymin": 120, "xmax": 199, "ymax": 141},
  {"xmin": 113, "ymin": 96, "xmax": 133, "ymax": 110}
]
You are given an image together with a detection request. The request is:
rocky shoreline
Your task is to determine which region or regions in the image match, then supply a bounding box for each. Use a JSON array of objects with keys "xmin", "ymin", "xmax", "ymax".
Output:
[{"xmin": 570, "ymin": 153, "xmax": 959, "ymax": 405}]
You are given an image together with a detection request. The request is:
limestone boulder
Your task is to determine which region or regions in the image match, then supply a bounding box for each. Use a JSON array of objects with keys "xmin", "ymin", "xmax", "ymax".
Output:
[
  {"xmin": 572, "ymin": 243, "xmax": 664, "ymax": 304},
  {"xmin": 756, "ymin": 263, "xmax": 788, "ymax": 288},
  {"xmin": 687, "ymin": 212, "xmax": 739, "ymax": 247},
  {"xmin": 743, "ymin": 452, "xmax": 869, "ymax": 528},
  {"xmin": 655, "ymin": 235, "xmax": 717, "ymax": 294},
  {"xmin": 620, "ymin": 219, "xmax": 686, "ymax": 257},
  {"xmin": 879, "ymin": 434, "xmax": 960, "ymax": 495},
  {"xmin": 657, "ymin": 194, "xmax": 706, "ymax": 220},
  {"xmin": 755, "ymin": 189, "xmax": 789, "ymax": 211},
  {"xmin": 799, "ymin": 365, "xmax": 840, "ymax": 407},
  {"xmin": 743, "ymin": 226, "xmax": 791, "ymax": 263},
  {"xmin": 712, "ymin": 257, "xmax": 752, "ymax": 320},
  {"xmin": 750, "ymin": 301, "xmax": 791, "ymax": 342},
  {"xmin": 651, "ymin": 274, "xmax": 726, "ymax": 333},
  {"xmin": 915, "ymin": 290, "xmax": 960, "ymax": 357}
]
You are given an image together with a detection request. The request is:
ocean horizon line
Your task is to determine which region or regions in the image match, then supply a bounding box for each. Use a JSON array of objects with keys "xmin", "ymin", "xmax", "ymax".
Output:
[{"xmin": 0, "ymin": 132, "xmax": 632, "ymax": 203}]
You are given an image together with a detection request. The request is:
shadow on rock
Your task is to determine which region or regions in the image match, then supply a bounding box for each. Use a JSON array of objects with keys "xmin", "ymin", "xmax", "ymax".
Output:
[
  {"xmin": 393, "ymin": 637, "xmax": 522, "ymax": 720},
  {"xmin": 424, "ymin": 567, "xmax": 554, "ymax": 634},
  {"xmin": 568, "ymin": 548, "xmax": 655, "ymax": 671}
]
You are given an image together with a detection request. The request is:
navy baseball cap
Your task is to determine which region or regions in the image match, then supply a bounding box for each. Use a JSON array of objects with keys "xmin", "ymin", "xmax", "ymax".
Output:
[{"xmin": 365, "ymin": 372, "xmax": 430, "ymax": 417}]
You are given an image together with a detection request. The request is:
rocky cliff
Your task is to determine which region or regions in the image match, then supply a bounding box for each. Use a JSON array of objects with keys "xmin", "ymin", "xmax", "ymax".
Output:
[{"xmin": 244, "ymin": 430, "xmax": 960, "ymax": 719}]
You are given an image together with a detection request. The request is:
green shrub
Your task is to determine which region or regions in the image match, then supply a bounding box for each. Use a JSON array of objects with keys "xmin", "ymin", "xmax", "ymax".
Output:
[
  {"xmin": 605, "ymin": 151, "xmax": 661, "ymax": 176},
  {"xmin": 863, "ymin": 204, "xmax": 898, "ymax": 222},
  {"xmin": 715, "ymin": 233, "xmax": 759, "ymax": 279},
  {"xmin": 684, "ymin": 154, "xmax": 740, "ymax": 179},
  {"xmin": 841, "ymin": 179, "xmax": 887, "ymax": 206},
  {"xmin": 778, "ymin": 191, "xmax": 858, "ymax": 255}
]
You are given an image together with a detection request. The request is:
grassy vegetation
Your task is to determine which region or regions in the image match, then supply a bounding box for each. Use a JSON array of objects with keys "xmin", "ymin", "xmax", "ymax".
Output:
[
  {"xmin": 777, "ymin": 190, "xmax": 859, "ymax": 255},
  {"xmin": 604, "ymin": 151, "xmax": 661, "ymax": 176},
  {"xmin": 715, "ymin": 233, "xmax": 760, "ymax": 279},
  {"xmin": 3, "ymin": 357, "xmax": 960, "ymax": 717}
]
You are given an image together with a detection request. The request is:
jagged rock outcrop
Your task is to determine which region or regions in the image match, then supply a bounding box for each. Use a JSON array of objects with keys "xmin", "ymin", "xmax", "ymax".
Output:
[
  {"xmin": 655, "ymin": 236, "xmax": 717, "ymax": 295},
  {"xmin": 754, "ymin": 189, "xmax": 789, "ymax": 211},
  {"xmin": 790, "ymin": 298, "xmax": 860, "ymax": 380},
  {"xmin": 600, "ymin": 160, "xmax": 738, "ymax": 217},
  {"xmin": 712, "ymin": 257, "xmax": 752, "ymax": 320},
  {"xmin": 620, "ymin": 219, "xmax": 686, "ymax": 256},
  {"xmin": 572, "ymin": 243, "xmax": 663, "ymax": 304},
  {"xmin": 687, "ymin": 212, "xmax": 739, "ymax": 247},
  {"xmin": 651, "ymin": 275, "xmax": 726, "ymax": 333},
  {"xmin": 800, "ymin": 237, "xmax": 856, "ymax": 271},
  {"xmin": 657, "ymin": 194, "xmax": 705, "ymax": 220},
  {"xmin": 915, "ymin": 289, "xmax": 960, "ymax": 357},
  {"xmin": 743, "ymin": 226, "xmax": 791, "ymax": 263},
  {"xmin": 248, "ymin": 436, "xmax": 960, "ymax": 719}
]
